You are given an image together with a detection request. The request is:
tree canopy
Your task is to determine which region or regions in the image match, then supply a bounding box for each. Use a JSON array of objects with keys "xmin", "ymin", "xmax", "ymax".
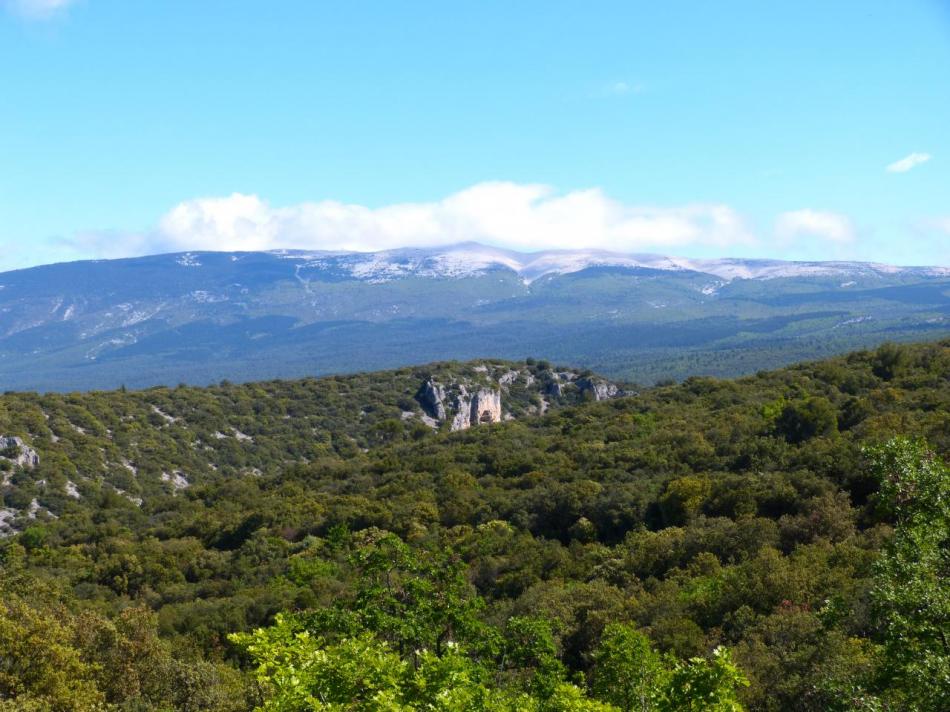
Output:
[{"xmin": 0, "ymin": 340, "xmax": 947, "ymax": 709}]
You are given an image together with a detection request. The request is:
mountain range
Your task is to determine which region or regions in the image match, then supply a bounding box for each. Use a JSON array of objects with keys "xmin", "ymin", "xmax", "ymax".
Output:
[{"xmin": 0, "ymin": 242, "xmax": 947, "ymax": 390}]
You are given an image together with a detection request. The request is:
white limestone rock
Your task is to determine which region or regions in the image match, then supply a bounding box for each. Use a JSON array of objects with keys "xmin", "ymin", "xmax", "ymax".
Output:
[
  {"xmin": 161, "ymin": 470, "xmax": 190, "ymax": 491},
  {"xmin": 420, "ymin": 379, "xmax": 447, "ymax": 421},
  {"xmin": 418, "ymin": 378, "xmax": 504, "ymax": 431},
  {"xmin": 449, "ymin": 386, "xmax": 502, "ymax": 431},
  {"xmin": 0, "ymin": 436, "xmax": 40, "ymax": 469},
  {"xmin": 577, "ymin": 377, "xmax": 622, "ymax": 401},
  {"xmin": 470, "ymin": 388, "xmax": 502, "ymax": 425},
  {"xmin": 0, "ymin": 507, "xmax": 18, "ymax": 537}
]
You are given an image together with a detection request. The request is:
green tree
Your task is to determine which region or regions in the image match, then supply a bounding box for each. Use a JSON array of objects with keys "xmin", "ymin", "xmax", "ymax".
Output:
[
  {"xmin": 232, "ymin": 614, "xmax": 615, "ymax": 711},
  {"xmin": 659, "ymin": 476, "xmax": 711, "ymax": 526},
  {"xmin": 774, "ymin": 397, "xmax": 837, "ymax": 444},
  {"xmin": 866, "ymin": 438, "xmax": 950, "ymax": 710},
  {"xmin": 0, "ymin": 595, "xmax": 106, "ymax": 711},
  {"xmin": 591, "ymin": 623, "xmax": 666, "ymax": 712},
  {"xmin": 870, "ymin": 343, "xmax": 907, "ymax": 381},
  {"xmin": 233, "ymin": 618, "xmax": 405, "ymax": 711},
  {"xmin": 655, "ymin": 647, "xmax": 748, "ymax": 712},
  {"xmin": 332, "ymin": 531, "xmax": 492, "ymax": 660}
]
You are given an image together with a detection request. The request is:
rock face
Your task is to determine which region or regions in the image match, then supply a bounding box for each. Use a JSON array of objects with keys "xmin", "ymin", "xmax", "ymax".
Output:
[
  {"xmin": 419, "ymin": 380, "xmax": 504, "ymax": 431},
  {"xmin": 161, "ymin": 470, "xmax": 190, "ymax": 491},
  {"xmin": 577, "ymin": 377, "xmax": 622, "ymax": 401},
  {"xmin": 0, "ymin": 507, "xmax": 17, "ymax": 536},
  {"xmin": 0, "ymin": 436, "xmax": 40, "ymax": 469},
  {"xmin": 471, "ymin": 388, "xmax": 502, "ymax": 425},
  {"xmin": 448, "ymin": 386, "xmax": 503, "ymax": 431},
  {"xmin": 420, "ymin": 380, "xmax": 447, "ymax": 421},
  {"xmin": 498, "ymin": 370, "xmax": 519, "ymax": 386},
  {"xmin": 448, "ymin": 389, "xmax": 471, "ymax": 431},
  {"xmin": 414, "ymin": 363, "xmax": 624, "ymax": 431},
  {"xmin": 458, "ymin": 388, "xmax": 502, "ymax": 430}
]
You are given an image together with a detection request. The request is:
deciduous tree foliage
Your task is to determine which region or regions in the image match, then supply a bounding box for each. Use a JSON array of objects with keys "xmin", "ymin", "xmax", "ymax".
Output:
[
  {"xmin": 231, "ymin": 534, "xmax": 748, "ymax": 711},
  {"xmin": 864, "ymin": 439, "xmax": 949, "ymax": 710},
  {"xmin": 0, "ymin": 340, "xmax": 946, "ymax": 710}
]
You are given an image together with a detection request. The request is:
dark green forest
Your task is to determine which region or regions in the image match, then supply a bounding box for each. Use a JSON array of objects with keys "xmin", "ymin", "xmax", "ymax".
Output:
[{"xmin": 0, "ymin": 340, "xmax": 948, "ymax": 710}]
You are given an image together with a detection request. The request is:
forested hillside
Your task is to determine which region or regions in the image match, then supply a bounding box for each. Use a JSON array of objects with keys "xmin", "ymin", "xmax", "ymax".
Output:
[
  {"xmin": 0, "ymin": 358, "xmax": 615, "ymax": 531},
  {"xmin": 1, "ymin": 340, "xmax": 948, "ymax": 710}
]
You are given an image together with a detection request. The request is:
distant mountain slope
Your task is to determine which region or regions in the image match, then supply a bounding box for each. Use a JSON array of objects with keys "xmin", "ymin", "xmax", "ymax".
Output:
[{"xmin": 0, "ymin": 244, "xmax": 946, "ymax": 390}]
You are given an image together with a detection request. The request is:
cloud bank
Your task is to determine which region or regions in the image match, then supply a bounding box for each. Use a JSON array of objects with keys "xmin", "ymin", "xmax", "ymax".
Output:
[
  {"xmin": 775, "ymin": 209, "xmax": 855, "ymax": 245},
  {"xmin": 886, "ymin": 152, "xmax": 932, "ymax": 173},
  {"xmin": 67, "ymin": 182, "xmax": 761, "ymax": 258}
]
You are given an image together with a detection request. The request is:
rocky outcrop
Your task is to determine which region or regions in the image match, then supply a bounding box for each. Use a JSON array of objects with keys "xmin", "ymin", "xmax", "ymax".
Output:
[
  {"xmin": 498, "ymin": 370, "xmax": 520, "ymax": 386},
  {"xmin": 161, "ymin": 470, "xmax": 190, "ymax": 491},
  {"xmin": 0, "ymin": 436, "xmax": 40, "ymax": 469},
  {"xmin": 449, "ymin": 392, "xmax": 471, "ymax": 431},
  {"xmin": 577, "ymin": 377, "xmax": 622, "ymax": 401},
  {"xmin": 418, "ymin": 379, "xmax": 504, "ymax": 431},
  {"xmin": 470, "ymin": 388, "xmax": 503, "ymax": 427},
  {"xmin": 414, "ymin": 363, "xmax": 624, "ymax": 431},
  {"xmin": 0, "ymin": 507, "xmax": 17, "ymax": 537},
  {"xmin": 419, "ymin": 379, "xmax": 447, "ymax": 421},
  {"xmin": 447, "ymin": 394, "xmax": 467, "ymax": 429},
  {"xmin": 448, "ymin": 386, "xmax": 503, "ymax": 431}
]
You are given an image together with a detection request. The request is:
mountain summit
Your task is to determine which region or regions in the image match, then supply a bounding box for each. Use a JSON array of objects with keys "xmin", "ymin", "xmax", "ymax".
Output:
[{"xmin": 267, "ymin": 242, "xmax": 948, "ymax": 283}]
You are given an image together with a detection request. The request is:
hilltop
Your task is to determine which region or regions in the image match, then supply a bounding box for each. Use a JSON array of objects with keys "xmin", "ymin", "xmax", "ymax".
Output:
[{"xmin": 0, "ymin": 358, "xmax": 622, "ymax": 531}]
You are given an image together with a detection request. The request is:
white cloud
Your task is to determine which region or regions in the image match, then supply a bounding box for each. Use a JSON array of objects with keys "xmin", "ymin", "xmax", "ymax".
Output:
[
  {"xmin": 775, "ymin": 209, "xmax": 856, "ymax": 244},
  {"xmin": 65, "ymin": 182, "xmax": 759, "ymax": 259},
  {"xmin": 4, "ymin": 0, "xmax": 78, "ymax": 19},
  {"xmin": 886, "ymin": 152, "xmax": 932, "ymax": 173}
]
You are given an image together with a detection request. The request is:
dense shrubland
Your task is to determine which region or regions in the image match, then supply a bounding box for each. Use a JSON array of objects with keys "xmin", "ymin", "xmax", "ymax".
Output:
[
  {"xmin": 0, "ymin": 358, "xmax": 599, "ymax": 526},
  {"xmin": 0, "ymin": 340, "xmax": 948, "ymax": 710}
]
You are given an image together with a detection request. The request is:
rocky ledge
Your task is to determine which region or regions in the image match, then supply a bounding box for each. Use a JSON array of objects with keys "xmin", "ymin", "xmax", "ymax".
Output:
[{"xmin": 416, "ymin": 362, "xmax": 626, "ymax": 431}]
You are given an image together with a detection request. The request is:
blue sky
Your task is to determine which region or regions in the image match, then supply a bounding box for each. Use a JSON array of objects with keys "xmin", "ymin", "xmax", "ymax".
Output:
[{"xmin": 1, "ymin": 0, "xmax": 948, "ymax": 270}]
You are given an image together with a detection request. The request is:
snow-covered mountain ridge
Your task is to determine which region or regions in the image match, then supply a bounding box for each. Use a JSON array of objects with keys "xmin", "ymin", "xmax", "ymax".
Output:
[
  {"xmin": 0, "ymin": 243, "xmax": 946, "ymax": 391},
  {"xmin": 272, "ymin": 242, "xmax": 950, "ymax": 283}
]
